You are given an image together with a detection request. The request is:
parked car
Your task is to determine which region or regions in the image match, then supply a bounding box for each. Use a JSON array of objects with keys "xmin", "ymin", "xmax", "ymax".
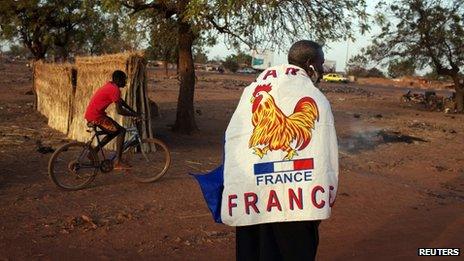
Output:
[
  {"xmin": 323, "ymin": 73, "xmax": 349, "ymax": 83},
  {"xmin": 237, "ymin": 68, "xmax": 256, "ymax": 74}
]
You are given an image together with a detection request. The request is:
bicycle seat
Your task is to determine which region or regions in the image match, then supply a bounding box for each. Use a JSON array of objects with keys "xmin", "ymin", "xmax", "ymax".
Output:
[
  {"xmin": 86, "ymin": 122, "xmax": 99, "ymax": 133},
  {"xmin": 86, "ymin": 122, "xmax": 109, "ymax": 136}
]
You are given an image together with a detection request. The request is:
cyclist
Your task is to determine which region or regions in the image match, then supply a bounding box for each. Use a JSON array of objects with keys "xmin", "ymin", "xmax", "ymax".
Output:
[{"xmin": 84, "ymin": 70, "xmax": 140, "ymax": 170}]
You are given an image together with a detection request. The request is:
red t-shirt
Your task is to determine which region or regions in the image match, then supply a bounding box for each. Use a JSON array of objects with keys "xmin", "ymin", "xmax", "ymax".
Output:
[{"xmin": 84, "ymin": 82, "xmax": 121, "ymax": 121}]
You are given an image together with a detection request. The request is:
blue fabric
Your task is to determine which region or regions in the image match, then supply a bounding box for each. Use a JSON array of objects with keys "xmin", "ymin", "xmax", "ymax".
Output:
[
  {"xmin": 191, "ymin": 165, "xmax": 224, "ymax": 223},
  {"xmin": 254, "ymin": 161, "xmax": 275, "ymax": 175}
]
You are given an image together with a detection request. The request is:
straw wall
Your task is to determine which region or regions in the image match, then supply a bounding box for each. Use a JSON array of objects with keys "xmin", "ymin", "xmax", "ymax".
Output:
[
  {"xmin": 34, "ymin": 52, "xmax": 152, "ymax": 151},
  {"xmin": 34, "ymin": 61, "xmax": 74, "ymax": 134}
]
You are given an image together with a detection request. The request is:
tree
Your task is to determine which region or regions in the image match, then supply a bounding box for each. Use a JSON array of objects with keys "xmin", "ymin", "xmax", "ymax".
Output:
[
  {"xmin": 116, "ymin": 0, "xmax": 368, "ymax": 133},
  {"xmin": 346, "ymin": 54, "xmax": 369, "ymax": 77},
  {"xmin": 0, "ymin": 0, "xmax": 95, "ymax": 60},
  {"xmin": 6, "ymin": 44, "xmax": 31, "ymax": 59},
  {"xmin": 423, "ymin": 69, "xmax": 451, "ymax": 81},
  {"xmin": 365, "ymin": 0, "xmax": 464, "ymax": 111},
  {"xmin": 222, "ymin": 51, "xmax": 252, "ymax": 72},
  {"xmin": 81, "ymin": 9, "xmax": 129, "ymax": 56},
  {"xmin": 0, "ymin": 1, "xmax": 137, "ymax": 60},
  {"xmin": 346, "ymin": 54, "xmax": 385, "ymax": 77},
  {"xmin": 194, "ymin": 50, "xmax": 208, "ymax": 64},
  {"xmin": 235, "ymin": 51, "xmax": 252, "ymax": 67},
  {"xmin": 146, "ymin": 19, "xmax": 179, "ymax": 76},
  {"xmin": 1, "ymin": 0, "xmax": 54, "ymax": 60},
  {"xmin": 366, "ymin": 67, "xmax": 385, "ymax": 78},
  {"xmin": 387, "ymin": 59, "xmax": 416, "ymax": 78},
  {"xmin": 222, "ymin": 55, "xmax": 240, "ymax": 72}
]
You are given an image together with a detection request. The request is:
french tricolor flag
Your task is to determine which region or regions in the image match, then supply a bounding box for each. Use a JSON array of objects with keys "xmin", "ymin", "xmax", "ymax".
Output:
[{"xmin": 254, "ymin": 158, "xmax": 314, "ymax": 175}]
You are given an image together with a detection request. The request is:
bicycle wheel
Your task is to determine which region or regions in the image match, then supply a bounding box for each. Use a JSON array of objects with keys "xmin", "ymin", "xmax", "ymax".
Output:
[
  {"xmin": 48, "ymin": 142, "xmax": 98, "ymax": 190},
  {"xmin": 125, "ymin": 138, "xmax": 171, "ymax": 183}
]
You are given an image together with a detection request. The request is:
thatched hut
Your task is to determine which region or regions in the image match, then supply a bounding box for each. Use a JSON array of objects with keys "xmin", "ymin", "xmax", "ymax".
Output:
[{"xmin": 34, "ymin": 52, "xmax": 152, "ymax": 150}]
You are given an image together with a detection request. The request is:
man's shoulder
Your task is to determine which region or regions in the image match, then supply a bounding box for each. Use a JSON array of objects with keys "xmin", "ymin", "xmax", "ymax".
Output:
[
  {"xmin": 257, "ymin": 63, "xmax": 297, "ymax": 73},
  {"xmin": 102, "ymin": 81, "xmax": 118, "ymax": 89},
  {"xmin": 255, "ymin": 64, "xmax": 308, "ymax": 82},
  {"xmin": 102, "ymin": 82, "xmax": 120, "ymax": 92}
]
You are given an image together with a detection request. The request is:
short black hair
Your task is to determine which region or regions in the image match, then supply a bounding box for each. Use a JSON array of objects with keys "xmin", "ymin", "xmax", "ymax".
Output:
[
  {"xmin": 112, "ymin": 70, "xmax": 127, "ymax": 82},
  {"xmin": 112, "ymin": 70, "xmax": 127, "ymax": 87},
  {"xmin": 288, "ymin": 40, "xmax": 323, "ymax": 68}
]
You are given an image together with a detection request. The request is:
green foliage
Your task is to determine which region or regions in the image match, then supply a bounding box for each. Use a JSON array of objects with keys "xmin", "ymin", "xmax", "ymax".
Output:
[
  {"xmin": 366, "ymin": 67, "xmax": 385, "ymax": 78},
  {"xmin": 234, "ymin": 51, "xmax": 252, "ymax": 67},
  {"xmin": 145, "ymin": 18, "xmax": 178, "ymax": 63},
  {"xmin": 5, "ymin": 44, "xmax": 30, "ymax": 58},
  {"xmin": 346, "ymin": 54, "xmax": 367, "ymax": 69},
  {"xmin": 365, "ymin": 0, "xmax": 464, "ymax": 79},
  {"xmin": 0, "ymin": 0, "xmax": 150, "ymax": 60},
  {"xmin": 346, "ymin": 54, "xmax": 368, "ymax": 77},
  {"xmin": 184, "ymin": 0, "xmax": 369, "ymax": 49},
  {"xmin": 221, "ymin": 51, "xmax": 252, "ymax": 72},
  {"xmin": 346, "ymin": 54, "xmax": 384, "ymax": 77},
  {"xmin": 194, "ymin": 50, "xmax": 208, "ymax": 64},
  {"xmin": 423, "ymin": 69, "xmax": 451, "ymax": 81},
  {"xmin": 0, "ymin": 0, "xmax": 93, "ymax": 60},
  {"xmin": 222, "ymin": 55, "xmax": 239, "ymax": 72},
  {"xmin": 387, "ymin": 59, "xmax": 416, "ymax": 78},
  {"xmin": 1, "ymin": 0, "xmax": 52, "ymax": 59}
]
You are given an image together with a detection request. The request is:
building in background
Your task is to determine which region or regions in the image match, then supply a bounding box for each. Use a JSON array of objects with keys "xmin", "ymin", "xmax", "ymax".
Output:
[{"xmin": 251, "ymin": 50, "xmax": 274, "ymax": 70}]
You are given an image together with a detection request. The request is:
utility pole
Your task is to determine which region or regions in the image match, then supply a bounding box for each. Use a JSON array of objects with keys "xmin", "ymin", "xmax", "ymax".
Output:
[{"xmin": 345, "ymin": 39, "xmax": 349, "ymax": 73}]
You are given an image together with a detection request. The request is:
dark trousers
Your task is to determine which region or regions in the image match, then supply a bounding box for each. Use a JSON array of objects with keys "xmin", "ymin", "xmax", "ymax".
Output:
[
  {"xmin": 236, "ymin": 221, "xmax": 320, "ymax": 261},
  {"xmin": 91, "ymin": 116, "xmax": 126, "ymax": 161}
]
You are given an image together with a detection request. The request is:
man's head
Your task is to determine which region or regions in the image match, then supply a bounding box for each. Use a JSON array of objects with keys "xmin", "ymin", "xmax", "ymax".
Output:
[
  {"xmin": 112, "ymin": 70, "xmax": 127, "ymax": 88},
  {"xmin": 288, "ymin": 40, "xmax": 325, "ymax": 83}
]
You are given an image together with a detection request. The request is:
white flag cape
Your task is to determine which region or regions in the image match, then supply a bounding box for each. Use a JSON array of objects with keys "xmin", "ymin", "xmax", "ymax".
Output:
[{"xmin": 221, "ymin": 64, "xmax": 339, "ymax": 226}]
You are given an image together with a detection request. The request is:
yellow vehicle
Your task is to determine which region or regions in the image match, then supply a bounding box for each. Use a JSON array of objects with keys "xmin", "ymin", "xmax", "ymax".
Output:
[{"xmin": 323, "ymin": 73, "xmax": 349, "ymax": 83}]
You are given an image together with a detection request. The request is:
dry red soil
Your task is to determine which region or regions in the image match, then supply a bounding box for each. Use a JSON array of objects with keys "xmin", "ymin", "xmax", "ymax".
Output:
[{"xmin": 0, "ymin": 61, "xmax": 463, "ymax": 260}]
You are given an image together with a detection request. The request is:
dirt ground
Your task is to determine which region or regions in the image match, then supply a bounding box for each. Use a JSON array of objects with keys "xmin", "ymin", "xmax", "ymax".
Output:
[{"xmin": 0, "ymin": 61, "xmax": 463, "ymax": 260}]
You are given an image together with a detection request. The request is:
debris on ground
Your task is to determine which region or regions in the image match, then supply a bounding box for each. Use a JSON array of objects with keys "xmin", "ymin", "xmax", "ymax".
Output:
[
  {"xmin": 377, "ymin": 130, "xmax": 428, "ymax": 144},
  {"xmin": 81, "ymin": 215, "xmax": 98, "ymax": 229},
  {"xmin": 339, "ymin": 129, "xmax": 428, "ymax": 153},
  {"xmin": 320, "ymin": 85, "xmax": 373, "ymax": 96},
  {"xmin": 35, "ymin": 140, "xmax": 55, "ymax": 154},
  {"xmin": 408, "ymin": 121, "xmax": 436, "ymax": 131},
  {"xmin": 401, "ymin": 90, "xmax": 456, "ymax": 113}
]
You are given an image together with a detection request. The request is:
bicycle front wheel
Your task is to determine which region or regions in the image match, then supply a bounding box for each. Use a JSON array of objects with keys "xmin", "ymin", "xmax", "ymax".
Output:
[
  {"xmin": 48, "ymin": 142, "xmax": 98, "ymax": 190},
  {"xmin": 125, "ymin": 138, "xmax": 171, "ymax": 183}
]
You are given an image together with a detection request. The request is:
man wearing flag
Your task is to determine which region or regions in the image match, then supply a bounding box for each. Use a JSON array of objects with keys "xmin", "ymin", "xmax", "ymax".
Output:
[{"xmin": 194, "ymin": 40, "xmax": 339, "ymax": 260}]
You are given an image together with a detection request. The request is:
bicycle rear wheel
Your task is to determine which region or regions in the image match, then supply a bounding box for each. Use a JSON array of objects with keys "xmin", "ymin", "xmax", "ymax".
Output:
[
  {"xmin": 125, "ymin": 138, "xmax": 171, "ymax": 183},
  {"xmin": 48, "ymin": 142, "xmax": 98, "ymax": 190}
]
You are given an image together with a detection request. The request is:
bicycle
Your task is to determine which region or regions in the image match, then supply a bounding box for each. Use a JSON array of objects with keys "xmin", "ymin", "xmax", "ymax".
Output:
[{"xmin": 48, "ymin": 117, "xmax": 171, "ymax": 190}]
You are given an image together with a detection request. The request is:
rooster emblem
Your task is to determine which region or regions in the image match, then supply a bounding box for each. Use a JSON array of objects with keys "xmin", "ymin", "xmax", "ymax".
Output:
[{"xmin": 249, "ymin": 84, "xmax": 319, "ymax": 160}]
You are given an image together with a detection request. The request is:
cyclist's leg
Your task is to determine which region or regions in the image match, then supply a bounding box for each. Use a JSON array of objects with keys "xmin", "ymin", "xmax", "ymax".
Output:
[
  {"xmin": 108, "ymin": 118, "xmax": 126, "ymax": 164},
  {"xmin": 92, "ymin": 116, "xmax": 123, "ymax": 152},
  {"xmin": 91, "ymin": 116, "xmax": 129, "ymax": 170}
]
